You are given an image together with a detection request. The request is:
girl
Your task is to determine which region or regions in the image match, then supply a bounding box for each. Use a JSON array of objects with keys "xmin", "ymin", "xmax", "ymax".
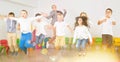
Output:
[
  {"xmin": 80, "ymin": 12, "xmax": 93, "ymax": 27},
  {"xmin": 73, "ymin": 16, "xmax": 92, "ymax": 56}
]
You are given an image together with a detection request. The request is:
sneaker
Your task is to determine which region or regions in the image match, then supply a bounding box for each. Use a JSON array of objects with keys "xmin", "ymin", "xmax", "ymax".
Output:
[
  {"xmin": 82, "ymin": 52, "xmax": 86, "ymax": 56},
  {"xmin": 14, "ymin": 52, "xmax": 18, "ymax": 56},
  {"xmin": 78, "ymin": 52, "xmax": 82, "ymax": 56},
  {"xmin": 24, "ymin": 49, "xmax": 28, "ymax": 55},
  {"xmin": 10, "ymin": 51, "xmax": 15, "ymax": 56}
]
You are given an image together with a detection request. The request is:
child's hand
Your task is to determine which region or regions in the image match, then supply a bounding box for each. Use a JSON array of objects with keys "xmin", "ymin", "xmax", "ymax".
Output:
[
  {"xmin": 41, "ymin": 12, "xmax": 48, "ymax": 17},
  {"xmin": 102, "ymin": 18, "xmax": 107, "ymax": 22},
  {"xmin": 63, "ymin": 9, "xmax": 66, "ymax": 12}
]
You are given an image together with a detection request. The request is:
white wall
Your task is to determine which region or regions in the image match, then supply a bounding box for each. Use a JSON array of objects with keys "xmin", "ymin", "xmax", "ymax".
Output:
[
  {"xmin": 35, "ymin": 0, "xmax": 120, "ymax": 37},
  {"xmin": 0, "ymin": 0, "xmax": 120, "ymax": 39}
]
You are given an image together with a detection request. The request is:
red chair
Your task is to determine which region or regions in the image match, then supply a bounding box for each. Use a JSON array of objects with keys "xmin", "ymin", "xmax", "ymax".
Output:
[{"xmin": 0, "ymin": 39, "xmax": 9, "ymax": 55}]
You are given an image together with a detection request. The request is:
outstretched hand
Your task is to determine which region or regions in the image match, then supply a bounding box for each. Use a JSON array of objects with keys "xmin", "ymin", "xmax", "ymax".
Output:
[{"xmin": 41, "ymin": 12, "xmax": 48, "ymax": 17}]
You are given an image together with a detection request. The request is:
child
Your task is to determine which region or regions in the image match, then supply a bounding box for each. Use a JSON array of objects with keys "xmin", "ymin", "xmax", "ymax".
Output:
[
  {"xmin": 73, "ymin": 16, "xmax": 92, "ymax": 56},
  {"xmin": 53, "ymin": 11, "xmax": 72, "ymax": 50},
  {"xmin": 32, "ymin": 13, "xmax": 49, "ymax": 49},
  {"xmin": 3, "ymin": 12, "xmax": 18, "ymax": 56},
  {"xmin": 80, "ymin": 12, "xmax": 93, "ymax": 26},
  {"xmin": 46, "ymin": 4, "xmax": 67, "ymax": 25},
  {"xmin": 10, "ymin": 10, "xmax": 43, "ymax": 54},
  {"xmin": 98, "ymin": 8, "xmax": 116, "ymax": 49}
]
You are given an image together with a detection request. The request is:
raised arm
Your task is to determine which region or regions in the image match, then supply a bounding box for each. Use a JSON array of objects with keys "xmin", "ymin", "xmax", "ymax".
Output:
[
  {"xmin": 46, "ymin": 11, "xmax": 54, "ymax": 19},
  {"xmin": 0, "ymin": 15, "xmax": 7, "ymax": 20},
  {"xmin": 28, "ymin": 16, "xmax": 43, "ymax": 21},
  {"xmin": 98, "ymin": 18, "xmax": 107, "ymax": 25},
  {"xmin": 63, "ymin": 9, "xmax": 67, "ymax": 17},
  {"xmin": 10, "ymin": 17, "xmax": 19, "ymax": 21}
]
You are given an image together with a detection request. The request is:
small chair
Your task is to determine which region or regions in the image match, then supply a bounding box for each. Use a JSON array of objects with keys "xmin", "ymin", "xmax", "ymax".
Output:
[
  {"xmin": 94, "ymin": 37, "xmax": 102, "ymax": 49},
  {"xmin": 0, "ymin": 39, "xmax": 9, "ymax": 55},
  {"xmin": 113, "ymin": 38, "xmax": 120, "ymax": 46}
]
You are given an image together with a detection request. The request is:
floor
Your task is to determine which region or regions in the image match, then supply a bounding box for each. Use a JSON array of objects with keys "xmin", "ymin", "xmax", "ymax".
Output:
[{"xmin": 0, "ymin": 46, "xmax": 120, "ymax": 62}]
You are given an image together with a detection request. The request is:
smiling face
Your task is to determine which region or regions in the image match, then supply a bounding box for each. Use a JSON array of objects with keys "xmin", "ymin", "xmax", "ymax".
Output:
[
  {"xmin": 78, "ymin": 18, "xmax": 83, "ymax": 25},
  {"xmin": 105, "ymin": 8, "xmax": 112, "ymax": 18},
  {"xmin": 8, "ymin": 12, "xmax": 15, "ymax": 17},
  {"xmin": 51, "ymin": 5, "xmax": 57, "ymax": 11},
  {"xmin": 20, "ymin": 10, "xmax": 28, "ymax": 18},
  {"xmin": 105, "ymin": 10, "xmax": 112, "ymax": 18},
  {"xmin": 57, "ymin": 13, "xmax": 64, "ymax": 22}
]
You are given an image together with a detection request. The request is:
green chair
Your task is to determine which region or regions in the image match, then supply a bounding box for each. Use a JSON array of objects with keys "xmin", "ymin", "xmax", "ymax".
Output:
[
  {"xmin": 16, "ymin": 39, "xmax": 20, "ymax": 46},
  {"xmin": 65, "ymin": 37, "xmax": 73, "ymax": 50},
  {"xmin": 0, "ymin": 46, "xmax": 3, "ymax": 53},
  {"xmin": 95, "ymin": 37, "xmax": 102, "ymax": 45}
]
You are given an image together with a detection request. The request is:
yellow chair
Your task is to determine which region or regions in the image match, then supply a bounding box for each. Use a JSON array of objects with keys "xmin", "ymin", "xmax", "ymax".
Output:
[{"xmin": 113, "ymin": 38, "xmax": 120, "ymax": 46}]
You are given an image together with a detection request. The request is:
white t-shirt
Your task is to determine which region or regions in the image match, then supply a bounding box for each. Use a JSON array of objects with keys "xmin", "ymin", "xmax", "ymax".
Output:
[
  {"xmin": 33, "ymin": 21, "xmax": 48, "ymax": 36},
  {"xmin": 11, "ymin": 16, "xmax": 42, "ymax": 33},
  {"xmin": 54, "ymin": 21, "xmax": 68, "ymax": 36},
  {"xmin": 101, "ymin": 17, "xmax": 115, "ymax": 35},
  {"xmin": 73, "ymin": 25, "xmax": 92, "ymax": 44}
]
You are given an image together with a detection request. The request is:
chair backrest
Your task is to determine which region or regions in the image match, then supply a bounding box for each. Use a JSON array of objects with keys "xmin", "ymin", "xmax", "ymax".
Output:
[
  {"xmin": 95, "ymin": 37, "xmax": 102, "ymax": 42},
  {"xmin": 0, "ymin": 39, "xmax": 8, "ymax": 46}
]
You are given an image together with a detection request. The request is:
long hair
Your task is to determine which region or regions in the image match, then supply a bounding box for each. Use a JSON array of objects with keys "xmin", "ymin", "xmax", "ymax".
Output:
[
  {"xmin": 74, "ymin": 16, "xmax": 88, "ymax": 29},
  {"xmin": 80, "ymin": 12, "xmax": 88, "ymax": 21}
]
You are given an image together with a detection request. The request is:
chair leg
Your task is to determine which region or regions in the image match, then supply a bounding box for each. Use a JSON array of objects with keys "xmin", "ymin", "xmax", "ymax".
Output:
[{"xmin": 6, "ymin": 46, "xmax": 9, "ymax": 55}]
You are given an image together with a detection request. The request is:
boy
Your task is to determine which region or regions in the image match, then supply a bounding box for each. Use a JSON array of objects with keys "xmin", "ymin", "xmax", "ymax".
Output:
[
  {"xmin": 46, "ymin": 4, "xmax": 67, "ymax": 25},
  {"xmin": 53, "ymin": 11, "xmax": 73, "ymax": 50},
  {"xmin": 5, "ymin": 12, "xmax": 18, "ymax": 56},
  {"xmin": 10, "ymin": 10, "xmax": 43, "ymax": 54},
  {"xmin": 32, "ymin": 13, "xmax": 49, "ymax": 49},
  {"xmin": 98, "ymin": 8, "xmax": 116, "ymax": 48}
]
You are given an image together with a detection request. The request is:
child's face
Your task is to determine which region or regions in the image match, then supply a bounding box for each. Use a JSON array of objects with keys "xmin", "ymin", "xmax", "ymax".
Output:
[
  {"xmin": 8, "ymin": 14, "xmax": 14, "ymax": 17},
  {"xmin": 105, "ymin": 10, "xmax": 112, "ymax": 18},
  {"xmin": 57, "ymin": 14, "xmax": 63, "ymax": 22},
  {"xmin": 20, "ymin": 11, "xmax": 28, "ymax": 18},
  {"xmin": 78, "ymin": 18, "xmax": 83, "ymax": 25},
  {"xmin": 37, "ymin": 18, "xmax": 41, "ymax": 22},
  {"xmin": 52, "ymin": 5, "xmax": 57, "ymax": 11}
]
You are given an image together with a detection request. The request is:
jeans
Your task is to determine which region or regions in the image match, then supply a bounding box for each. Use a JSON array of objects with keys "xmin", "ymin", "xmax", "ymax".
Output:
[
  {"xmin": 36, "ymin": 34, "xmax": 45, "ymax": 45},
  {"xmin": 19, "ymin": 33, "xmax": 33, "ymax": 53},
  {"xmin": 76, "ymin": 39, "xmax": 88, "ymax": 51}
]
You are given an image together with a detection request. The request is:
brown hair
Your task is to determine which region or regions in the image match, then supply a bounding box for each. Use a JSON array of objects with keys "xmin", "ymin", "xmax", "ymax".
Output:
[
  {"xmin": 57, "ymin": 10, "xmax": 63, "ymax": 15},
  {"xmin": 74, "ymin": 16, "xmax": 88, "ymax": 29},
  {"xmin": 106, "ymin": 8, "xmax": 112, "ymax": 13},
  {"xmin": 8, "ymin": 12, "xmax": 15, "ymax": 17},
  {"xmin": 35, "ymin": 13, "xmax": 41, "ymax": 17},
  {"xmin": 80, "ymin": 12, "xmax": 88, "ymax": 20},
  {"xmin": 21, "ymin": 10, "xmax": 28, "ymax": 14}
]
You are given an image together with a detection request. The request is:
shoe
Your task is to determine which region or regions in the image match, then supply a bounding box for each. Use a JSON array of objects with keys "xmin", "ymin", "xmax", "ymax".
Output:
[
  {"xmin": 78, "ymin": 52, "xmax": 82, "ymax": 56},
  {"xmin": 82, "ymin": 52, "xmax": 86, "ymax": 56},
  {"xmin": 10, "ymin": 51, "xmax": 15, "ymax": 56},
  {"xmin": 14, "ymin": 52, "xmax": 18, "ymax": 56},
  {"xmin": 24, "ymin": 49, "xmax": 28, "ymax": 55}
]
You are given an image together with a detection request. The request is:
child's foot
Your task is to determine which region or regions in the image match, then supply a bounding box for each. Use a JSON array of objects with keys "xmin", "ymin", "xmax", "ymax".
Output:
[
  {"xmin": 10, "ymin": 51, "xmax": 15, "ymax": 56},
  {"xmin": 24, "ymin": 50, "xmax": 28, "ymax": 55},
  {"xmin": 82, "ymin": 52, "xmax": 86, "ymax": 56},
  {"xmin": 78, "ymin": 52, "xmax": 82, "ymax": 56},
  {"xmin": 14, "ymin": 52, "xmax": 18, "ymax": 56}
]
